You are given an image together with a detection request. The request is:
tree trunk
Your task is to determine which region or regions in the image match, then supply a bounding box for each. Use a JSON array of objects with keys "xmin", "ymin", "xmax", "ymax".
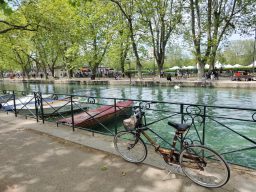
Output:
[
  {"xmin": 209, "ymin": 45, "xmax": 218, "ymax": 70},
  {"xmin": 197, "ymin": 62, "xmax": 205, "ymax": 80},
  {"xmin": 0, "ymin": 71, "xmax": 3, "ymax": 79},
  {"xmin": 43, "ymin": 67, "xmax": 48, "ymax": 79},
  {"xmin": 128, "ymin": 18, "xmax": 142, "ymax": 79},
  {"xmin": 120, "ymin": 42, "xmax": 129, "ymax": 74},
  {"xmin": 50, "ymin": 67, "xmax": 55, "ymax": 77},
  {"xmin": 131, "ymin": 40, "xmax": 142, "ymax": 79},
  {"xmin": 68, "ymin": 69, "xmax": 73, "ymax": 78},
  {"xmin": 157, "ymin": 59, "xmax": 164, "ymax": 77},
  {"xmin": 92, "ymin": 66, "xmax": 97, "ymax": 75}
]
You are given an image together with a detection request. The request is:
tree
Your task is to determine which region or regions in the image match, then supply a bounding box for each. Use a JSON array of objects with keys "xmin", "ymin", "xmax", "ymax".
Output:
[
  {"xmin": 76, "ymin": 0, "xmax": 117, "ymax": 76},
  {"xmin": 24, "ymin": 0, "xmax": 80, "ymax": 78},
  {"xmin": 220, "ymin": 39, "xmax": 255, "ymax": 65},
  {"xmin": 6, "ymin": 34, "xmax": 34, "ymax": 79},
  {"xmin": 187, "ymin": 0, "xmax": 255, "ymax": 79},
  {"xmin": 166, "ymin": 43, "xmax": 194, "ymax": 67},
  {"xmin": 0, "ymin": 0, "xmax": 37, "ymax": 34},
  {"xmin": 105, "ymin": 13, "xmax": 131, "ymax": 74},
  {"xmin": 138, "ymin": 0, "xmax": 183, "ymax": 77},
  {"xmin": 110, "ymin": 0, "xmax": 143, "ymax": 79}
]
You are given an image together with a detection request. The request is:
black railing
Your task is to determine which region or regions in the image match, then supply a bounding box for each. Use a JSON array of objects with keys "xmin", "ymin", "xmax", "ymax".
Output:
[{"xmin": 0, "ymin": 89, "xmax": 255, "ymax": 169}]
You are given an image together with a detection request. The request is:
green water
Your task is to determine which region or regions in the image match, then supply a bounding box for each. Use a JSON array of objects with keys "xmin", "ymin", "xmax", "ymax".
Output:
[{"xmin": 0, "ymin": 81, "xmax": 256, "ymax": 168}]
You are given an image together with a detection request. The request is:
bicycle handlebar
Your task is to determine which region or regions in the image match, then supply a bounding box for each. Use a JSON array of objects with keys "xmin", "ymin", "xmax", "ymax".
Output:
[{"xmin": 132, "ymin": 102, "xmax": 151, "ymax": 120}]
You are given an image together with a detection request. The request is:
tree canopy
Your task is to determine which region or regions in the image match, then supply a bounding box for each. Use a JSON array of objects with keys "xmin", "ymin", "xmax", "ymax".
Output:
[{"xmin": 0, "ymin": 0, "xmax": 255, "ymax": 79}]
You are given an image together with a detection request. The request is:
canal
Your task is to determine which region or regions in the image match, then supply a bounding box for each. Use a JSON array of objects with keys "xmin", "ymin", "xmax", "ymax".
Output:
[{"xmin": 0, "ymin": 81, "xmax": 256, "ymax": 168}]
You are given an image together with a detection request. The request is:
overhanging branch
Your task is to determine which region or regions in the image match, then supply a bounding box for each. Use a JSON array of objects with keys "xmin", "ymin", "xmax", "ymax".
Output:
[{"xmin": 0, "ymin": 20, "xmax": 37, "ymax": 34}]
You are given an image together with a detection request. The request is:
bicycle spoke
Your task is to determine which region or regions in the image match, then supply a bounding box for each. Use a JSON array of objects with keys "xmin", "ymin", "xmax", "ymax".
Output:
[
  {"xmin": 114, "ymin": 131, "xmax": 147, "ymax": 163},
  {"xmin": 180, "ymin": 145, "xmax": 230, "ymax": 188}
]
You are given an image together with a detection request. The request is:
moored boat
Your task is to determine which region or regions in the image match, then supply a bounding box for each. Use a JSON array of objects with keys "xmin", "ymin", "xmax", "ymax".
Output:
[
  {"xmin": 3, "ymin": 96, "xmax": 87, "ymax": 116},
  {"xmin": 2, "ymin": 94, "xmax": 53, "ymax": 110},
  {"xmin": 4, "ymin": 98, "xmax": 87, "ymax": 116},
  {"xmin": 57, "ymin": 100, "xmax": 133, "ymax": 127},
  {"xmin": 0, "ymin": 94, "xmax": 13, "ymax": 104}
]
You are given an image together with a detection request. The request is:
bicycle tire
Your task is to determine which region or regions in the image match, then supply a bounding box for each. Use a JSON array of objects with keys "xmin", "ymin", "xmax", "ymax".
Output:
[
  {"xmin": 114, "ymin": 131, "xmax": 147, "ymax": 163},
  {"xmin": 180, "ymin": 145, "xmax": 230, "ymax": 188}
]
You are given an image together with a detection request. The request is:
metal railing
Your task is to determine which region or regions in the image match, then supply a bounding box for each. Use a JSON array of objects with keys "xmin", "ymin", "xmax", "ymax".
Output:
[{"xmin": 0, "ymin": 89, "xmax": 255, "ymax": 169}]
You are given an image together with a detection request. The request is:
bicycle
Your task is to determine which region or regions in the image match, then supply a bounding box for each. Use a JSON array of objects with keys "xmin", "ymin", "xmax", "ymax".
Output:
[{"xmin": 114, "ymin": 103, "xmax": 230, "ymax": 188}]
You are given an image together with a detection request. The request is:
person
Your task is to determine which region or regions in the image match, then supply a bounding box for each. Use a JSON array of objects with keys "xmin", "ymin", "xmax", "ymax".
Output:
[
  {"xmin": 177, "ymin": 70, "xmax": 182, "ymax": 79},
  {"xmin": 234, "ymin": 71, "xmax": 241, "ymax": 81},
  {"xmin": 210, "ymin": 71, "xmax": 215, "ymax": 80},
  {"xmin": 160, "ymin": 70, "xmax": 164, "ymax": 78},
  {"xmin": 114, "ymin": 73, "xmax": 119, "ymax": 80},
  {"xmin": 175, "ymin": 71, "xmax": 178, "ymax": 79},
  {"xmin": 214, "ymin": 70, "xmax": 219, "ymax": 80},
  {"xmin": 167, "ymin": 74, "xmax": 172, "ymax": 81}
]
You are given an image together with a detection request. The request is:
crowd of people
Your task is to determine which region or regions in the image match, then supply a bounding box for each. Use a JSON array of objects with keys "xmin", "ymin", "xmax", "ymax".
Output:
[
  {"xmin": 1, "ymin": 68, "xmax": 254, "ymax": 81},
  {"xmin": 205, "ymin": 70, "xmax": 219, "ymax": 80}
]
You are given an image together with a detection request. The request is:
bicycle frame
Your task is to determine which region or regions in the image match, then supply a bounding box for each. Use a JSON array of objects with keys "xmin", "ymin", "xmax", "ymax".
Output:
[
  {"xmin": 128, "ymin": 105, "xmax": 207, "ymax": 168},
  {"xmin": 134, "ymin": 125, "xmax": 182, "ymax": 165}
]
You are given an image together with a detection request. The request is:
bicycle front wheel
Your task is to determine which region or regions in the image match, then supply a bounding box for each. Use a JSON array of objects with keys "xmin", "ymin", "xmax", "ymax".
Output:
[
  {"xmin": 180, "ymin": 145, "xmax": 230, "ymax": 188},
  {"xmin": 114, "ymin": 131, "xmax": 147, "ymax": 163}
]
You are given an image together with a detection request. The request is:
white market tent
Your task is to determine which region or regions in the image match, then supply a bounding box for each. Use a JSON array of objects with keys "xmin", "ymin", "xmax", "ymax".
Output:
[
  {"xmin": 169, "ymin": 66, "xmax": 180, "ymax": 70},
  {"xmin": 215, "ymin": 61, "xmax": 223, "ymax": 69},
  {"xmin": 182, "ymin": 65, "xmax": 196, "ymax": 69},
  {"xmin": 248, "ymin": 62, "xmax": 256, "ymax": 67},
  {"xmin": 233, "ymin": 64, "xmax": 242, "ymax": 68},
  {"xmin": 223, "ymin": 64, "xmax": 233, "ymax": 68}
]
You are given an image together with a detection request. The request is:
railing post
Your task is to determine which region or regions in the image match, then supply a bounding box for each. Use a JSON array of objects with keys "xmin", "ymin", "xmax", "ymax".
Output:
[
  {"xmin": 180, "ymin": 104, "xmax": 184, "ymax": 151},
  {"xmin": 12, "ymin": 90, "xmax": 17, "ymax": 117},
  {"xmin": 180, "ymin": 104, "xmax": 184, "ymax": 123},
  {"xmin": 39, "ymin": 92, "xmax": 45, "ymax": 124},
  {"xmin": 70, "ymin": 95, "xmax": 75, "ymax": 132},
  {"xmin": 202, "ymin": 106, "xmax": 206, "ymax": 146},
  {"xmin": 34, "ymin": 92, "xmax": 39, "ymax": 122},
  {"xmin": 114, "ymin": 98, "xmax": 117, "ymax": 135}
]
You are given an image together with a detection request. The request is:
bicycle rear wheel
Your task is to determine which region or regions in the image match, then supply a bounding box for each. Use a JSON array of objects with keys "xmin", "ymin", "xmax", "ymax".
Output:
[
  {"xmin": 180, "ymin": 145, "xmax": 230, "ymax": 188},
  {"xmin": 114, "ymin": 131, "xmax": 147, "ymax": 163}
]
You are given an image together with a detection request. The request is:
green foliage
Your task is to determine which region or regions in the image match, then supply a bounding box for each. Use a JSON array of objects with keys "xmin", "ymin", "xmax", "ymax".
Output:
[
  {"xmin": 0, "ymin": 0, "xmax": 12, "ymax": 15},
  {"xmin": 220, "ymin": 40, "xmax": 255, "ymax": 65},
  {"xmin": 0, "ymin": 0, "xmax": 255, "ymax": 78}
]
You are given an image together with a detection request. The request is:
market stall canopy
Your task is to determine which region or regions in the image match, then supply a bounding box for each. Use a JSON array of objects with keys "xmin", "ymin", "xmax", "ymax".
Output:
[
  {"xmin": 215, "ymin": 61, "xmax": 223, "ymax": 69},
  {"xmin": 205, "ymin": 64, "xmax": 210, "ymax": 69},
  {"xmin": 248, "ymin": 62, "xmax": 256, "ymax": 67},
  {"xmin": 223, "ymin": 64, "xmax": 234, "ymax": 68},
  {"xmin": 233, "ymin": 64, "xmax": 242, "ymax": 68},
  {"xmin": 182, "ymin": 65, "xmax": 196, "ymax": 69},
  {"xmin": 169, "ymin": 66, "xmax": 180, "ymax": 70}
]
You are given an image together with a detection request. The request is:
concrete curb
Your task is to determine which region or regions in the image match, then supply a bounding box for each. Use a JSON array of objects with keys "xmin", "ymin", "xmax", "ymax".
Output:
[{"xmin": 1, "ymin": 78, "xmax": 256, "ymax": 89}]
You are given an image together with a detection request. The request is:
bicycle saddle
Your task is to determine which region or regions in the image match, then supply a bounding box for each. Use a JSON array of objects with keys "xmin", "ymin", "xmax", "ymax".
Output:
[{"xmin": 168, "ymin": 121, "xmax": 191, "ymax": 132}]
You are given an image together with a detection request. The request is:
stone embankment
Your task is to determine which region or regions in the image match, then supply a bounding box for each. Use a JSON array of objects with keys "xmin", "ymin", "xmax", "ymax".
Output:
[{"xmin": 1, "ymin": 77, "xmax": 256, "ymax": 89}]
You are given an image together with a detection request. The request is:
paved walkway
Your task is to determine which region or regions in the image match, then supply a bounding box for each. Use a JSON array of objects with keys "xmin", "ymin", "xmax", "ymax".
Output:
[{"xmin": 0, "ymin": 112, "xmax": 256, "ymax": 192}]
